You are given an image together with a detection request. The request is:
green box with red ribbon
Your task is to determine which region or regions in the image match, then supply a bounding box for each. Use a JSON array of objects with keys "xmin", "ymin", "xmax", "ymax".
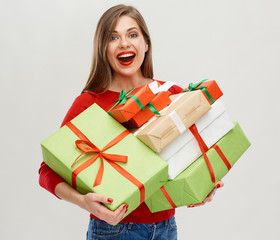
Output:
[
  {"xmin": 41, "ymin": 103, "xmax": 168, "ymax": 218},
  {"xmin": 145, "ymin": 122, "xmax": 251, "ymax": 212}
]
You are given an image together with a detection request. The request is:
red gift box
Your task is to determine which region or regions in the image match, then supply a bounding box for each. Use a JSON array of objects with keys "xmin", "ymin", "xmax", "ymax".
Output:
[
  {"xmin": 183, "ymin": 79, "xmax": 223, "ymax": 105},
  {"xmin": 127, "ymin": 91, "xmax": 172, "ymax": 127},
  {"xmin": 107, "ymin": 82, "xmax": 161, "ymax": 123}
]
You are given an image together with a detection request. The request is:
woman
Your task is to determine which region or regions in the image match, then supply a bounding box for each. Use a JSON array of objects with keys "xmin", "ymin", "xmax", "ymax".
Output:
[{"xmin": 39, "ymin": 4, "xmax": 223, "ymax": 240}]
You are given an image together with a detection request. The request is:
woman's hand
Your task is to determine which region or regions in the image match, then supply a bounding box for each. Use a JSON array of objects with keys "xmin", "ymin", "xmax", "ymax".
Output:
[
  {"xmin": 54, "ymin": 182, "xmax": 128, "ymax": 226},
  {"xmin": 80, "ymin": 193, "xmax": 128, "ymax": 225},
  {"xmin": 187, "ymin": 181, "xmax": 224, "ymax": 208}
]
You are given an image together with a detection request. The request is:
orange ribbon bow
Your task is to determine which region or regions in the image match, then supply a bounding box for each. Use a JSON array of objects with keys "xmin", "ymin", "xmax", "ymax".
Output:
[{"xmin": 66, "ymin": 122, "xmax": 145, "ymax": 203}]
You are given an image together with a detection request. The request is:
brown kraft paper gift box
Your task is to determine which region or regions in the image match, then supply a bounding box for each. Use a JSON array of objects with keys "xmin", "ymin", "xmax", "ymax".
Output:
[{"xmin": 133, "ymin": 91, "xmax": 211, "ymax": 153}]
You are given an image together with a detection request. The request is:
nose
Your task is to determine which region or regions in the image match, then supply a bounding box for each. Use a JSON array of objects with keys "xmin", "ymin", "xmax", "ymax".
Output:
[{"xmin": 119, "ymin": 37, "xmax": 131, "ymax": 48}]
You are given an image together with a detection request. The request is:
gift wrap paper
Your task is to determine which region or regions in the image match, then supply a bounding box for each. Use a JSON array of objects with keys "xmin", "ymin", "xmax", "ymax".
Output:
[
  {"xmin": 128, "ymin": 91, "xmax": 172, "ymax": 127},
  {"xmin": 133, "ymin": 91, "xmax": 211, "ymax": 153},
  {"xmin": 160, "ymin": 99, "xmax": 234, "ymax": 179},
  {"xmin": 183, "ymin": 80, "xmax": 223, "ymax": 105},
  {"xmin": 41, "ymin": 104, "xmax": 168, "ymax": 218},
  {"xmin": 145, "ymin": 122, "xmax": 251, "ymax": 212},
  {"xmin": 108, "ymin": 81, "xmax": 161, "ymax": 123}
]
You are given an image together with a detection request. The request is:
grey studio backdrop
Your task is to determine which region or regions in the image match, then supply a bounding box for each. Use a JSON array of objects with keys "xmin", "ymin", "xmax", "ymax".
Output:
[{"xmin": 1, "ymin": 0, "xmax": 279, "ymax": 239}]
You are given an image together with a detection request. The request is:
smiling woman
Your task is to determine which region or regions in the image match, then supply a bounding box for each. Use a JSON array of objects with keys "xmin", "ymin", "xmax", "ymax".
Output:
[
  {"xmin": 106, "ymin": 15, "xmax": 149, "ymax": 91},
  {"xmin": 38, "ymin": 4, "xmax": 221, "ymax": 240},
  {"xmin": 82, "ymin": 5, "xmax": 153, "ymax": 93}
]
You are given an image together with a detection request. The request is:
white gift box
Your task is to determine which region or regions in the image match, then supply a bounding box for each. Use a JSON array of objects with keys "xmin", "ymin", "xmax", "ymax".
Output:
[{"xmin": 159, "ymin": 99, "xmax": 234, "ymax": 179}]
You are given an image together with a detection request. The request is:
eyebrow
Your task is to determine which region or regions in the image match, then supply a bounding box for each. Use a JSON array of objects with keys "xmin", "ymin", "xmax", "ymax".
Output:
[{"xmin": 112, "ymin": 27, "xmax": 139, "ymax": 33}]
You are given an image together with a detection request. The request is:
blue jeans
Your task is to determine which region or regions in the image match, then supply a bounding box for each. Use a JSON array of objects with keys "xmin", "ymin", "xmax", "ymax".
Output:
[{"xmin": 86, "ymin": 215, "xmax": 177, "ymax": 240}]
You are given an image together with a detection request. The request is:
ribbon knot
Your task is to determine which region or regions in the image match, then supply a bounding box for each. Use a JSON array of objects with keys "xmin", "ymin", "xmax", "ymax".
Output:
[
  {"xmin": 107, "ymin": 89, "xmax": 135, "ymax": 116},
  {"xmin": 187, "ymin": 79, "xmax": 208, "ymax": 91},
  {"xmin": 108, "ymin": 88, "xmax": 146, "ymax": 117},
  {"xmin": 113, "ymin": 89, "xmax": 135, "ymax": 105},
  {"xmin": 67, "ymin": 122, "xmax": 129, "ymax": 189},
  {"xmin": 66, "ymin": 121, "xmax": 146, "ymax": 204},
  {"xmin": 73, "ymin": 138, "xmax": 127, "ymax": 167},
  {"xmin": 183, "ymin": 79, "xmax": 215, "ymax": 104},
  {"xmin": 118, "ymin": 89, "xmax": 132, "ymax": 105},
  {"xmin": 188, "ymin": 82, "xmax": 198, "ymax": 91},
  {"xmin": 74, "ymin": 139, "xmax": 100, "ymax": 154}
]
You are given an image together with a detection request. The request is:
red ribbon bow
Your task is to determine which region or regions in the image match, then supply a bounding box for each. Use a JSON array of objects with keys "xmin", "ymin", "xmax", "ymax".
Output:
[{"xmin": 66, "ymin": 122, "xmax": 145, "ymax": 203}]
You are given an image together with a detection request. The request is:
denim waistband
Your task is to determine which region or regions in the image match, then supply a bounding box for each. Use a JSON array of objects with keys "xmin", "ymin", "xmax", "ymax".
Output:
[{"xmin": 90, "ymin": 215, "xmax": 175, "ymax": 230}]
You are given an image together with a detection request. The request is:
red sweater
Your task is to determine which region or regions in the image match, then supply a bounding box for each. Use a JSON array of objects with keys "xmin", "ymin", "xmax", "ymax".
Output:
[{"xmin": 38, "ymin": 80, "xmax": 182, "ymax": 224}]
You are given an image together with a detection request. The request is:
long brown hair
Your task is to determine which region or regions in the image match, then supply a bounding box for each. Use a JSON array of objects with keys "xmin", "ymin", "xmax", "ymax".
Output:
[{"xmin": 82, "ymin": 4, "xmax": 153, "ymax": 93}]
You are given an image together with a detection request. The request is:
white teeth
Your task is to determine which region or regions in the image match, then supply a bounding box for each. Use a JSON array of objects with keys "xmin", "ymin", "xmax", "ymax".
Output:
[{"xmin": 118, "ymin": 53, "xmax": 135, "ymax": 58}]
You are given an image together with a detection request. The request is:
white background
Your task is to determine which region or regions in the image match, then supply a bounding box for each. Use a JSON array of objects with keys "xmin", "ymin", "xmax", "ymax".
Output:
[{"xmin": 1, "ymin": 0, "xmax": 279, "ymax": 239}]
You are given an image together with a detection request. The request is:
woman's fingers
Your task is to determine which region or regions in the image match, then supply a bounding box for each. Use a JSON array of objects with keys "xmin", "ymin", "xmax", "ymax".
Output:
[
  {"xmin": 99, "ymin": 204, "xmax": 128, "ymax": 225},
  {"xmin": 84, "ymin": 193, "xmax": 128, "ymax": 225},
  {"xmin": 88, "ymin": 181, "xmax": 226, "ymax": 221},
  {"xmin": 216, "ymin": 181, "xmax": 224, "ymax": 189},
  {"xmin": 114, "ymin": 204, "xmax": 129, "ymax": 217},
  {"xmin": 97, "ymin": 204, "xmax": 127, "ymax": 225},
  {"xmin": 187, "ymin": 202, "xmax": 205, "ymax": 208},
  {"xmin": 187, "ymin": 181, "xmax": 224, "ymax": 208},
  {"xmin": 87, "ymin": 192, "xmax": 114, "ymax": 204},
  {"xmin": 109, "ymin": 204, "xmax": 128, "ymax": 225}
]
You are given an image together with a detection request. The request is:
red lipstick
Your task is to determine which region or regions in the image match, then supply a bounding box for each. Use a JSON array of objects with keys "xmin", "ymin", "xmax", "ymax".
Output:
[{"xmin": 117, "ymin": 51, "xmax": 136, "ymax": 66}]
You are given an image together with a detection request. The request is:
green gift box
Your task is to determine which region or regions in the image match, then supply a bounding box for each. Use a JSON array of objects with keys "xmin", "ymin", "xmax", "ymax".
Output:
[
  {"xmin": 41, "ymin": 103, "xmax": 168, "ymax": 218},
  {"xmin": 145, "ymin": 122, "xmax": 250, "ymax": 212}
]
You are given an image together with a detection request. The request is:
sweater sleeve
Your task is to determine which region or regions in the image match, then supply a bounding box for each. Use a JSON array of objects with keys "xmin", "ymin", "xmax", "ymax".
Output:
[
  {"xmin": 38, "ymin": 93, "xmax": 95, "ymax": 198},
  {"xmin": 38, "ymin": 162, "xmax": 65, "ymax": 198}
]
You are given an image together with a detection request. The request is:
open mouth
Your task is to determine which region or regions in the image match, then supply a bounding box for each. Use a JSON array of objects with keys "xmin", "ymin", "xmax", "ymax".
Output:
[{"xmin": 117, "ymin": 52, "xmax": 136, "ymax": 65}]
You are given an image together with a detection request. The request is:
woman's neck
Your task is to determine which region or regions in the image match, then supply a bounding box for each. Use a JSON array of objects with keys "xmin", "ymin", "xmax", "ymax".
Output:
[{"xmin": 109, "ymin": 72, "xmax": 152, "ymax": 92}]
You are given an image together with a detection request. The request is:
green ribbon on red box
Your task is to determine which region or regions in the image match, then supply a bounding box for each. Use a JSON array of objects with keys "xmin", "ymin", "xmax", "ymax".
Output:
[
  {"xmin": 146, "ymin": 102, "xmax": 160, "ymax": 115},
  {"xmin": 66, "ymin": 121, "xmax": 145, "ymax": 204},
  {"xmin": 108, "ymin": 88, "xmax": 145, "ymax": 116},
  {"xmin": 182, "ymin": 79, "xmax": 215, "ymax": 104},
  {"xmin": 126, "ymin": 102, "xmax": 160, "ymax": 128}
]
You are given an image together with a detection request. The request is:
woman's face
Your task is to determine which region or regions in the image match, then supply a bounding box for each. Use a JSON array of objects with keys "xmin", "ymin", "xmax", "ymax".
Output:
[{"xmin": 106, "ymin": 15, "xmax": 148, "ymax": 79}]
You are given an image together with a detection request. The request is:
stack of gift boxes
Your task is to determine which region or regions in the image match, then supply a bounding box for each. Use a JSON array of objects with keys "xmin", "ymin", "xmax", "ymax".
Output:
[{"xmin": 41, "ymin": 80, "xmax": 251, "ymax": 218}]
